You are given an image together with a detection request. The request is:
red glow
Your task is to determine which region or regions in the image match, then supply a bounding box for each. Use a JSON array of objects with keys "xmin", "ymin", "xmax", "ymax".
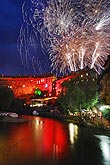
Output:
[
  {"xmin": 42, "ymin": 118, "xmax": 69, "ymax": 158},
  {"xmin": 6, "ymin": 116, "xmax": 69, "ymax": 160}
]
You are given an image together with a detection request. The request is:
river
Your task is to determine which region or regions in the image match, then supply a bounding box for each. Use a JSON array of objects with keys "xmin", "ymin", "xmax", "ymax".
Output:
[{"xmin": 0, "ymin": 115, "xmax": 110, "ymax": 165}]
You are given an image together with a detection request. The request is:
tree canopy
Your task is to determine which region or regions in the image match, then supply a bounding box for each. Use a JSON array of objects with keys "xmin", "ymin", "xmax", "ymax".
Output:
[
  {"xmin": 58, "ymin": 71, "xmax": 99, "ymax": 114},
  {"xmin": 100, "ymin": 70, "xmax": 110, "ymax": 105},
  {"xmin": 0, "ymin": 86, "xmax": 14, "ymax": 111}
]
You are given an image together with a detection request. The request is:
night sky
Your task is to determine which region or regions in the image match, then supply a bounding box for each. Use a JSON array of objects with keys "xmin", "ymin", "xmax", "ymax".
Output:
[{"xmin": 0, "ymin": 0, "xmax": 50, "ymax": 76}]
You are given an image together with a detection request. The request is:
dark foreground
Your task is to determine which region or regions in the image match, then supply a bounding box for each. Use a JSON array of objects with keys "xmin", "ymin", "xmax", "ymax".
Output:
[{"xmin": 0, "ymin": 115, "xmax": 110, "ymax": 165}]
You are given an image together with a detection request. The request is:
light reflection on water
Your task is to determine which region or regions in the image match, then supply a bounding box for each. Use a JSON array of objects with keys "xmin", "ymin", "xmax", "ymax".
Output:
[
  {"xmin": 68, "ymin": 123, "xmax": 78, "ymax": 144},
  {"xmin": 0, "ymin": 115, "xmax": 109, "ymax": 165},
  {"xmin": 95, "ymin": 135, "xmax": 110, "ymax": 165}
]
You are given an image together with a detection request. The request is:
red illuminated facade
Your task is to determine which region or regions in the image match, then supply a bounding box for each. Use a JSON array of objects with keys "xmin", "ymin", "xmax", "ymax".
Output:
[
  {"xmin": 0, "ymin": 70, "xmax": 90, "ymax": 99},
  {"xmin": 0, "ymin": 73, "xmax": 56, "ymax": 98}
]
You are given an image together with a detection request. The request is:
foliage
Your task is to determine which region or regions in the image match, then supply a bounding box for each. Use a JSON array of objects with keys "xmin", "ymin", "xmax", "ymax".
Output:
[
  {"xmin": 0, "ymin": 86, "xmax": 14, "ymax": 111},
  {"xmin": 99, "ymin": 67, "xmax": 110, "ymax": 104},
  {"xmin": 58, "ymin": 93, "xmax": 72, "ymax": 114},
  {"xmin": 58, "ymin": 70, "xmax": 99, "ymax": 114},
  {"xmin": 102, "ymin": 108, "xmax": 110, "ymax": 121},
  {"xmin": 11, "ymin": 98, "xmax": 25, "ymax": 110}
]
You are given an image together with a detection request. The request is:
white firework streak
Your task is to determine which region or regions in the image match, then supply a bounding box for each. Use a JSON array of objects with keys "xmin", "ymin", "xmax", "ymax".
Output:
[{"xmin": 96, "ymin": 12, "xmax": 110, "ymax": 30}]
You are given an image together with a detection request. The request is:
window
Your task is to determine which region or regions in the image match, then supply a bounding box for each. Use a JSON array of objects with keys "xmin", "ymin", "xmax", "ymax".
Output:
[{"xmin": 45, "ymin": 84, "xmax": 48, "ymax": 88}]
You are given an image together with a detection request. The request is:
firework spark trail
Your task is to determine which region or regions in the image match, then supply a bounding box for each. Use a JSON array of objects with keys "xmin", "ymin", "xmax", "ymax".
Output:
[
  {"xmin": 18, "ymin": 0, "xmax": 110, "ymax": 75},
  {"xmin": 18, "ymin": 0, "xmax": 48, "ymax": 74}
]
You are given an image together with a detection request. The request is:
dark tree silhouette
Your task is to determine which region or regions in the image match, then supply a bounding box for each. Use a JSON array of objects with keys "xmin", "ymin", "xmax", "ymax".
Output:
[{"xmin": 0, "ymin": 86, "xmax": 14, "ymax": 111}]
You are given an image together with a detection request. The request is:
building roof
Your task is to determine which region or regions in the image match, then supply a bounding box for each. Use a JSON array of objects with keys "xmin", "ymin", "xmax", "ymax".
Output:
[{"xmin": 0, "ymin": 73, "xmax": 56, "ymax": 78}]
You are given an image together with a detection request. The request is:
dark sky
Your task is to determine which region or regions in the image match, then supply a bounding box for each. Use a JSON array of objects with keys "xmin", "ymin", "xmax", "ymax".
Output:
[
  {"xmin": 0, "ymin": 0, "xmax": 25, "ymax": 75},
  {"xmin": 0, "ymin": 0, "xmax": 50, "ymax": 76}
]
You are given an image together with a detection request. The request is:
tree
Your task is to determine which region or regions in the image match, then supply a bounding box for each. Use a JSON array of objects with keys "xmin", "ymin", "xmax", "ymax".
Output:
[
  {"xmin": 102, "ymin": 108, "xmax": 110, "ymax": 122},
  {"xmin": 10, "ymin": 98, "xmax": 25, "ymax": 112},
  {"xmin": 58, "ymin": 70, "xmax": 99, "ymax": 114},
  {"xmin": 0, "ymin": 86, "xmax": 14, "ymax": 111},
  {"xmin": 99, "ymin": 71, "xmax": 110, "ymax": 104}
]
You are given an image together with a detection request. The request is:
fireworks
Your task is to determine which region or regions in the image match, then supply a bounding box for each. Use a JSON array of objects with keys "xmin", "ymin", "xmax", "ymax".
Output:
[
  {"xmin": 18, "ymin": 0, "xmax": 110, "ymax": 75},
  {"xmin": 17, "ymin": 0, "xmax": 47, "ymax": 74}
]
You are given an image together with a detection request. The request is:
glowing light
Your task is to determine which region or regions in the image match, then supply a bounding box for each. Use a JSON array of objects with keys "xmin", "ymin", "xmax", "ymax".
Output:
[
  {"xmin": 19, "ymin": 0, "xmax": 110, "ymax": 75},
  {"xmin": 69, "ymin": 123, "xmax": 78, "ymax": 144},
  {"xmin": 34, "ymin": 88, "xmax": 42, "ymax": 95},
  {"xmin": 45, "ymin": 83, "xmax": 48, "ymax": 88},
  {"xmin": 99, "ymin": 105, "xmax": 110, "ymax": 111}
]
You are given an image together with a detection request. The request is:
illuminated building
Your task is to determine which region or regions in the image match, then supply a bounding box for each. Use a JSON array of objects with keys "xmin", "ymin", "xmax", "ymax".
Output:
[
  {"xmin": 0, "ymin": 73, "xmax": 56, "ymax": 98},
  {"xmin": 0, "ymin": 69, "xmax": 96, "ymax": 101}
]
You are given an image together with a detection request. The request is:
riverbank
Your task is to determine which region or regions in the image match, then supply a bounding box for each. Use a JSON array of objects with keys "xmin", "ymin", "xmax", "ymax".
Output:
[
  {"xmin": 0, "ymin": 115, "xmax": 29, "ymax": 123},
  {"xmin": 0, "ymin": 110, "xmax": 110, "ymax": 131},
  {"xmin": 34, "ymin": 111, "xmax": 110, "ymax": 131}
]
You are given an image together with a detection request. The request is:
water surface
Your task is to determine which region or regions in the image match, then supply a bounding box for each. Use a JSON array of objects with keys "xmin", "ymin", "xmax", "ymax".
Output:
[{"xmin": 0, "ymin": 115, "xmax": 110, "ymax": 165}]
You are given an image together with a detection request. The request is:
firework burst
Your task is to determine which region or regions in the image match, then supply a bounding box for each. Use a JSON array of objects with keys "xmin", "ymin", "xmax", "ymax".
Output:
[{"xmin": 18, "ymin": 0, "xmax": 110, "ymax": 75}]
